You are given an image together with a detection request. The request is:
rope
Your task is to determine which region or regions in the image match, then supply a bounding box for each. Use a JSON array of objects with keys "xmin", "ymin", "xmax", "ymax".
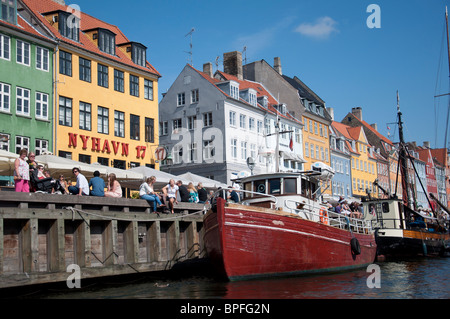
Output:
[{"xmin": 64, "ymin": 206, "xmax": 205, "ymax": 223}]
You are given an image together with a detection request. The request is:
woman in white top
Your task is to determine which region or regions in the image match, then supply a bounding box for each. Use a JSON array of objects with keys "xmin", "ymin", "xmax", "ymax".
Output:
[
  {"xmin": 14, "ymin": 149, "xmax": 30, "ymax": 192},
  {"xmin": 162, "ymin": 179, "xmax": 178, "ymax": 214},
  {"xmin": 139, "ymin": 176, "xmax": 163, "ymax": 212}
]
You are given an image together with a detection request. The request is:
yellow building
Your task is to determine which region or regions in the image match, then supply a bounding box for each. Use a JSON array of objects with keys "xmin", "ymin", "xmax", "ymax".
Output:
[
  {"xmin": 332, "ymin": 122, "xmax": 378, "ymax": 198},
  {"xmin": 26, "ymin": 0, "xmax": 161, "ymax": 169}
]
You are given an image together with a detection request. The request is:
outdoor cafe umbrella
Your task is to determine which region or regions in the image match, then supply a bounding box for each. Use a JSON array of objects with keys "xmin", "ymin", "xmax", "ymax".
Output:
[
  {"xmin": 0, "ymin": 149, "xmax": 18, "ymax": 175},
  {"xmin": 176, "ymin": 172, "xmax": 227, "ymax": 189},
  {"xmin": 127, "ymin": 166, "xmax": 189, "ymax": 189}
]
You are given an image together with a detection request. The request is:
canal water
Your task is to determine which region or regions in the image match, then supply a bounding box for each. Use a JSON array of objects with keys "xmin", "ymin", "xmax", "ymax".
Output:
[{"xmin": 13, "ymin": 257, "xmax": 449, "ymax": 300}]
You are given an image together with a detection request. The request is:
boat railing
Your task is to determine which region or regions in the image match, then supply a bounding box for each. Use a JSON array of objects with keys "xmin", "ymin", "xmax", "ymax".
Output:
[
  {"xmin": 212, "ymin": 188, "xmax": 278, "ymax": 207},
  {"xmin": 285, "ymin": 199, "xmax": 372, "ymax": 234}
]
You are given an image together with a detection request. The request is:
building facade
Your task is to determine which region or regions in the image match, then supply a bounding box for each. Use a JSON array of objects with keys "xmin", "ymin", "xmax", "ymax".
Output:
[
  {"xmin": 329, "ymin": 126, "xmax": 352, "ymax": 199},
  {"xmin": 159, "ymin": 56, "xmax": 304, "ymax": 185},
  {"xmin": 0, "ymin": 0, "xmax": 56, "ymax": 185},
  {"xmin": 24, "ymin": 0, "xmax": 161, "ymax": 170}
]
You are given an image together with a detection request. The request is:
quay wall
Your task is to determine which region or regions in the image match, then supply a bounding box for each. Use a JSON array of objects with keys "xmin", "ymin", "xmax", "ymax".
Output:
[{"xmin": 0, "ymin": 193, "xmax": 207, "ymax": 289}]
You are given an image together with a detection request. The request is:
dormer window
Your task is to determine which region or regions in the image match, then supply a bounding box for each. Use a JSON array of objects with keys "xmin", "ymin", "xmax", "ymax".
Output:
[
  {"xmin": 58, "ymin": 11, "xmax": 80, "ymax": 42},
  {"xmin": 1, "ymin": 0, "xmax": 16, "ymax": 25},
  {"xmin": 98, "ymin": 29, "xmax": 115, "ymax": 55},
  {"xmin": 131, "ymin": 43, "xmax": 146, "ymax": 67},
  {"xmin": 249, "ymin": 89, "xmax": 257, "ymax": 106},
  {"xmin": 258, "ymin": 96, "xmax": 269, "ymax": 108},
  {"xmin": 230, "ymin": 81, "xmax": 239, "ymax": 99}
]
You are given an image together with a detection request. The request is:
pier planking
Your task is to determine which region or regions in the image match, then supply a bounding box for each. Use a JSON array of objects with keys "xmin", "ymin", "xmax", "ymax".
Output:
[{"xmin": 0, "ymin": 192, "xmax": 207, "ymax": 289}]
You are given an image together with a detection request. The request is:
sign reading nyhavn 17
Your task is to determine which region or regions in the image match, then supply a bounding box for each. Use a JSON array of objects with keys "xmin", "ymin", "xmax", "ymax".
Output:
[{"xmin": 67, "ymin": 133, "xmax": 147, "ymax": 159}]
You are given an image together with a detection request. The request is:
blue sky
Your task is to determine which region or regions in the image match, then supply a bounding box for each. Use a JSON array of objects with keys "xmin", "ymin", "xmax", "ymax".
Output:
[{"xmin": 72, "ymin": 0, "xmax": 450, "ymax": 149}]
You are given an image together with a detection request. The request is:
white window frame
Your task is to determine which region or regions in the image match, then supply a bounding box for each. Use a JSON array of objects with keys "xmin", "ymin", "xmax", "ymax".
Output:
[
  {"xmin": 239, "ymin": 114, "xmax": 246, "ymax": 129},
  {"xmin": 191, "ymin": 89, "xmax": 199, "ymax": 103},
  {"xmin": 35, "ymin": 139, "xmax": 48, "ymax": 155},
  {"xmin": 16, "ymin": 40, "xmax": 30, "ymax": 66},
  {"xmin": 0, "ymin": 82, "xmax": 11, "ymax": 113},
  {"xmin": 0, "ymin": 33, "xmax": 10, "ymax": 61},
  {"xmin": 231, "ymin": 139, "xmax": 237, "ymax": 158},
  {"xmin": 16, "ymin": 87, "xmax": 30, "ymax": 116},
  {"xmin": 0, "ymin": 133, "xmax": 10, "ymax": 151},
  {"xmin": 203, "ymin": 112, "xmax": 212, "ymax": 127},
  {"xmin": 187, "ymin": 115, "xmax": 197, "ymax": 130},
  {"xmin": 188, "ymin": 142, "xmax": 198, "ymax": 163},
  {"xmin": 15, "ymin": 136, "xmax": 30, "ymax": 153},
  {"xmin": 177, "ymin": 93, "xmax": 185, "ymax": 106},
  {"xmin": 35, "ymin": 92, "xmax": 49, "ymax": 120},
  {"xmin": 36, "ymin": 46, "xmax": 49, "ymax": 71},
  {"xmin": 229, "ymin": 111, "xmax": 236, "ymax": 127},
  {"xmin": 240, "ymin": 141, "xmax": 247, "ymax": 160}
]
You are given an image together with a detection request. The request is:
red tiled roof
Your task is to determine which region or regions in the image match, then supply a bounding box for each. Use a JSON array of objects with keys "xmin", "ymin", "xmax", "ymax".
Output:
[
  {"xmin": 21, "ymin": 0, "xmax": 160, "ymax": 77},
  {"xmin": 0, "ymin": 14, "xmax": 54, "ymax": 43},
  {"xmin": 346, "ymin": 113, "xmax": 393, "ymax": 146}
]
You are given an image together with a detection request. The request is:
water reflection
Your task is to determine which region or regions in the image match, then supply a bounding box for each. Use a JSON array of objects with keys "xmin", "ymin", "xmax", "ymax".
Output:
[{"xmin": 13, "ymin": 258, "xmax": 450, "ymax": 299}]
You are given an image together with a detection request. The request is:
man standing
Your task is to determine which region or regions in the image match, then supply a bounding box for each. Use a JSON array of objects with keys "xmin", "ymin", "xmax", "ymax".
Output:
[
  {"xmin": 89, "ymin": 170, "xmax": 105, "ymax": 196},
  {"xmin": 69, "ymin": 167, "xmax": 89, "ymax": 196},
  {"xmin": 197, "ymin": 182, "xmax": 208, "ymax": 203}
]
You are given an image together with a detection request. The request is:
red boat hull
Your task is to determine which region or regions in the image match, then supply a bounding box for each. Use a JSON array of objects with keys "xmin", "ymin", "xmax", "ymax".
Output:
[{"xmin": 204, "ymin": 199, "xmax": 377, "ymax": 281}]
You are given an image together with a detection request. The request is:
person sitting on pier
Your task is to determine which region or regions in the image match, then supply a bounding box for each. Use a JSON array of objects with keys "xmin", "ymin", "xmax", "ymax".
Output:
[
  {"xmin": 197, "ymin": 182, "xmax": 208, "ymax": 204},
  {"xmin": 69, "ymin": 168, "xmax": 90, "ymax": 196},
  {"xmin": 139, "ymin": 176, "xmax": 164, "ymax": 212},
  {"xmin": 176, "ymin": 180, "xmax": 190, "ymax": 202},
  {"xmin": 162, "ymin": 179, "xmax": 178, "ymax": 214},
  {"xmin": 105, "ymin": 173, "xmax": 122, "ymax": 198},
  {"xmin": 89, "ymin": 170, "xmax": 105, "ymax": 197},
  {"xmin": 187, "ymin": 182, "xmax": 199, "ymax": 203}
]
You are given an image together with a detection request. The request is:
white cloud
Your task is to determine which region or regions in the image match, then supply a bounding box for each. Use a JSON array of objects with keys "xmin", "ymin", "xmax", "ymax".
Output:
[{"xmin": 295, "ymin": 16, "xmax": 339, "ymax": 39}]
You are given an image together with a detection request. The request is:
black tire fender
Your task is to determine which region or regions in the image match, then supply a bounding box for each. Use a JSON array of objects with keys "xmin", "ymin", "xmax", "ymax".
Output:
[{"xmin": 350, "ymin": 237, "xmax": 361, "ymax": 255}]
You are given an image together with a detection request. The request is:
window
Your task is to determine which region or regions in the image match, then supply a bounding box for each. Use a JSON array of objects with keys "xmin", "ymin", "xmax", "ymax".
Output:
[
  {"xmin": 173, "ymin": 145, "xmax": 183, "ymax": 164},
  {"xmin": 114, "ymin": 69, "xmax": 124, "ymax": 92},
  {"xmin": 230, "ymin": 83, "xmax": 239, "ymax": 99},
  {"xmin": 35, "ymin": 139, "xmax": 48, "ymax": 155},
  {"xmin": 305, "ymin": 142, "xmax": 309, "ymax": 157},
  {"xmin": 16, "ymin": 40, "xmax": 30, "ymax": 66},
  {"xmin": 177, "ymin": 93, "xmax": 185, "ymax": 106},
  {"xmin": 0, "ymin": 33, "xmax": 10, "ymax": 60},
  {"xmin": 35, "ymin": 92, "xmax": 49, "ymax": 120},
  {"xmin": 249, "ymin": 117, "xmax": 255, "ymax": 131},
  {"xmin": 15, "ymin": 136, "xmax": 29, "ymax": 153},
  {"xmin": 231, "ymin": 139, "xmax": 237, "ymax": 158},
  {"xmin": 160, "ymin": 121, "xmax": 168, "ymax": 136},
  {"xmin": 130, "ymin": 114, "xmax": 140, "ymax": 140},
  {"xmin": 203, "ymin": 112, "xmax": 212, "ymax": 127},
  {"xmin": 16, "ymin": 87, "xmax": 30, "ymax": 116},
  {"xmin": 144, "ymin": 79, "xmax": 153, "ymax": 100},
  {"xmin": 229, "ymin": 111, "xmax": 236, "ymax": 126},
  {"xmin": 97, "ymin": 106, "xmax": 109, "ymax": 134},
  {"xmin": 131, "ymin": 43, "xmax": 146, "ymax": 66},
  {"xmin": 172, "ymin": 118, "xmax": 182, "ymax": 133},
  {"xmin": 0, "ymin": 82, "xmax": 10, "ymax": 112},
  {"xmin": 98, "ymin": 157, "xmax": 109, "ymax": 166},
  {"xmin": 203, "ymin": 140, "xmax": 215, "ymax": 160},
  {"xmin": 309, "ymin": 120, "xmax": 313, "ymax": 133},
  {"xmin": 145, "ymin": 117, "xmax": 154, "ymax": 143},
  {"xmin": 188, "ymin": 143, "xmax": 197, "ymax": 162},
  {"xmin": 98, "ymin": 29, "xmax": 115, "ymax": 55},
  {"xmin": 241, "ymin": 141, "xmax": 247, "ymax": 160},
  {"xmin": 58, "ymin": 11, "xmax": 79, "ymax": 42},
  {"xmin": 130, "ymin": 74, "xmax": 139, "ymax": 97},
  {"xmin": 240, "ymin": 114, "xmax": 246, "ymax": 129},
  {"xmin": 36, "ymin": 47, "xmax": 49, "ymax": 71},
  {"xmin": 1, "ymin": 0, "xmax": 16, "ymax": 24},
  {"xmin": 79, "ymin": 102, "xmax": 91, "ymax": 131},
  {"xmin": 187, "ymin": 115, "xmax": 197, "ymax": 130},
  {"xmin": 79, "ymin": 154, "xmax": 91, "ymax": 164},
  {"xmin": 284, "ymin": 178, "xmax": 297, "ymax": 194},
  {"xmin": 191, "ymin": 89, "xmax": 199, "ymax": 103},
  {"xmin": 59, "ymin": 151, "xmax": 72, "ymax": 159},
  {"xmin": 79, "ymin": 57, "xmax": 91, "ymax": 82},
  {"xmin": 114, "ymin": 111, "xmax": 124, "ymax": 137},
  {"xmin": 315, "ymin": 145, "xmax": 319, "ymax": 159},
  {"xmin": 0, "ymin": 133, "xmax": 9, "ymax": 151},
  {"xmin": 310, "ymin": 144, "xmax": 314, "ymax": 159},
  {"xmin": 257, "ymin": 120, "xmax": 263, "ymax": 134},
  {"xmin": 314, "ymin": 122, "xmax": 318, "ymax": 135},
  {"xmin": 97, "ymin": 64, "xmax": 108, "ymax": 88},
  {"xmin": 59, "ymin": 96, "xmax": 72, "ymax": 126},
  {"xmin": 59, "ymin": 50, "xmax": 72, "ymax": 76}
]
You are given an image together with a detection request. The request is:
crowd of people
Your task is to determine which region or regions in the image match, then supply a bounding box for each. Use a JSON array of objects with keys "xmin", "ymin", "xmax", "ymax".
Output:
[{"xmin": 325, "ymin": 196, "xmax": 364, "ymax": 219}]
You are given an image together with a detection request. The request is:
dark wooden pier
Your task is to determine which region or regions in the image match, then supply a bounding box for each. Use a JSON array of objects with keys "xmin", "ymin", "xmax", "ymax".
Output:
[{"xmin": 0, "ymin": 192, "xmax": 207, "ymax": 289}]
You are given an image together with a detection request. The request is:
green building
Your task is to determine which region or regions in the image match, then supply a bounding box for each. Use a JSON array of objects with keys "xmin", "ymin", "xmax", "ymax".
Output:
[{"xmin": 0, "ymin": 0, "xmax": 56, "ymax": 185}]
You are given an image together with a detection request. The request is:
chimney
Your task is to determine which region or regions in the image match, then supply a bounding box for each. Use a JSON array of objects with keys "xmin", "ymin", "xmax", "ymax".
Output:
[
  {"xmin": 327, "ymin": 107, "xmax": 335, "ymax": 121},
  {"xmin": 203, "ymin": 62, "xmax": 213, "ymax": 78},
  {"xmin": 274, "ymin": 57, "xmax": 282, "ymax": 75},
  {"xmin": 352, "ymin": 107, "xmax": 363, "ymax": 121},
  {"xmin": 370, "ymin": 123, "xmax": 378, "ymax": 131},
  {"xmin": 423, "ymin": 141, "xmax": 430, "ymax": 149},
  {"xmin": 411, "ymin": 141, "xmax": 417, "ymax": 148},
  {"xmin": 223, "ymin": 51, "xmax": 243, "ymax": 80}
]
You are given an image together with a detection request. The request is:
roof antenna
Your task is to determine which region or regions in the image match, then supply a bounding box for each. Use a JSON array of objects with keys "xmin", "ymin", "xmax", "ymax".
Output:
[
  {"xmin": 215, "ymin": 56, "xmax": 221, "ymax": 71},
  {"xmin": 243, "ymin": 46, "xmax": 247, "ymax": 65},
  {"xmin": 185, "ymin": 28, "xmax": 195, "ymax": 66}
]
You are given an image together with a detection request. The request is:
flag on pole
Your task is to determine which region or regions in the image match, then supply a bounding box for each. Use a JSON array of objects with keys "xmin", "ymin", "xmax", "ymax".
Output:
[{"xmin": 289, "ymin": 136, "xmax": 294, "ymax": 151}]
